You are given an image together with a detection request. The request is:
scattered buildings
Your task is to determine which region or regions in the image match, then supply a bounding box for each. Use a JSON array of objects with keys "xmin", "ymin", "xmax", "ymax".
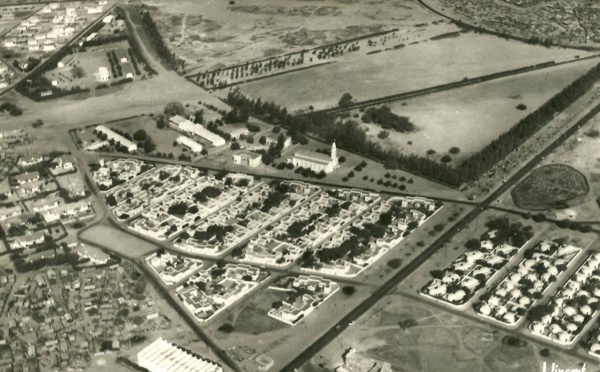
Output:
[{"xmin": 176, "ymin": 136, "xmax": 203, "ymax": 154}]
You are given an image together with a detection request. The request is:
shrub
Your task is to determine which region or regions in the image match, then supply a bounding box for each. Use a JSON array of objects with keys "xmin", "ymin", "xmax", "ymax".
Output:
[{"xmin": 341, "ymin": 286, "xmax": 355, "ymax": 295}]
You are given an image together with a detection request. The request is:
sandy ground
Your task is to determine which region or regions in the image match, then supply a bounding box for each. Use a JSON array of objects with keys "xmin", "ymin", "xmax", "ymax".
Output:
[
  {"xmin": 146, "ymin": 0, "xmax": 455, "ymax": 73},
  {"xmin": 368, "ymin": 58, "xmax": 600, "ymax": 159},
  {"xmin": 306, "ymin": 292, "xmax": 589, "ymax": 372},
  {"xmin": 234, "ymin": 32, "xmax": 592, "ymax": 112}
]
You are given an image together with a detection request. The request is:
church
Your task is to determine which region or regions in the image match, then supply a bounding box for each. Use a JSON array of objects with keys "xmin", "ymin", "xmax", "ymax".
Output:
[{"xmin": 287, "ymin": 142, "xmax": 339, "ymax": 174}]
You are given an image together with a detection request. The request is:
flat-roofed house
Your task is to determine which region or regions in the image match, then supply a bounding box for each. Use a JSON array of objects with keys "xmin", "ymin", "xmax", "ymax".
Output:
[{"xmin": 232, "ymin": 150, "xmax": 261, "ymax": 168}]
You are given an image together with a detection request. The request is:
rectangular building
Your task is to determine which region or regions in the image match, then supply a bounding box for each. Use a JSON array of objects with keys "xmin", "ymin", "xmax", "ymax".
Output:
[{"xmin": 169, "ymin": 115, "xmax": 226, "ymax": 147}]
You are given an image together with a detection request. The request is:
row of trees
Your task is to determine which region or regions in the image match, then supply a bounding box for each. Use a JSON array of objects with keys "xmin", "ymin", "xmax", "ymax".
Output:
[
  {"xmin": 226, "ymin": 60, "xmax": 600, "ymax": 187},
  {"xmin": 139, "ymin": 9, "xmax": 179, "ymax": 70}
]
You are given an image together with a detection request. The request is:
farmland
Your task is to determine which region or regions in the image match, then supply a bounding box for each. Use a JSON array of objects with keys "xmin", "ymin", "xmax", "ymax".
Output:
[
  {"xmin": 234, "ymin": 32, "xmax": 591, "ymax": 112},
  {"xmin": 361, "ymin": 58, "xmax": 600, "ymax": 160}
]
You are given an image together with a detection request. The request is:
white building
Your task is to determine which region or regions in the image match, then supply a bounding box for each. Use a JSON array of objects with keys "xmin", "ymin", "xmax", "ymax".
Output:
[
  {"xmin": 232, "ymin": 150, "xmax": 261, "ymax": 167},
  {"xmin": 288, "ymin": 142, "xmax": 339, "ymax": 174},
  {"xmin": 138, "ymin": 338, "xmax": 222, "ymax": 372},
  {"xmin": 266, "ymin": 133, "xmax": 292, "ymax": 148},
  {"xmin": 175, "ymin": 136, "xmax": 203, "ymax": 154},
  {"xmin": 223, "ymin": 126, "xmax": 249, "ymax": 139},
  {"xmin": 95, "ymin": 125, "xmax": 137, "ymax": 152},
  {"xmin": 169, "ymin": 115, "xmax": 226, "ymax": 147},
  {"xmin": 98, "ymin": 66, "xmax": 110, "ymax": 81}
]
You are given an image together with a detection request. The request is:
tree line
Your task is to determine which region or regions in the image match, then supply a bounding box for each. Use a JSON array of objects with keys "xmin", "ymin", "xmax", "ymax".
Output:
[{"xmin": 226, "ymin": 62, "xmax": 600, "ymax": 187}]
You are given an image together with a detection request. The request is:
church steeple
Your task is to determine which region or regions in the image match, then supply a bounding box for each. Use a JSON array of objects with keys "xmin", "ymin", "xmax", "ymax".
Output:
[{"xmin": 331, "ymin": 141, "xmax": 337, "ymax": 161}]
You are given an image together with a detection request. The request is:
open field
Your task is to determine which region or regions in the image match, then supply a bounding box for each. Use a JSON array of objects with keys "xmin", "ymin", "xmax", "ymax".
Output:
[
  {"xmin": 362, "ymin": 58, "xmax": 600, "ymax": 160},
  {"xmin": 80, "ymin": 223, "xmax": 159, "ymax": 258},
  {"xmin": 145, "ymin": 0, "xmax": 459, "ymax": 73},
  {"xmin": 303, "ymin": 293, "xmax": 587, "ymax": 372},
  {"xmin": 511, "ymin": 164, "xmax": 589, "ymax": 210},
  {"xmin": 234, "ymin": 32, "xmax": 593, "ymax": 112},
  {"xmin": 205, "ymin": 284, "xmax": 373, "ymax": 372}
]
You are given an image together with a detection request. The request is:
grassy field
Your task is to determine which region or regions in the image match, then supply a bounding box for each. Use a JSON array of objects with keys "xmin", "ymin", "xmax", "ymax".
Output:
[
  {"xmin": 363, "ymin": 58, "xmax": 600, "ymax": 160},
  {"xmin": 80, "ymin": 223, "xmax": 159, "ymax": 259},
  {"xmin": 145, "ymin": 0, "xmax": 458, "ymax": 73},
  {"xmin": 305, "ymin": 293, "xmax": 587, "ymax": 372},
  {"xmin": 231, "ymin": 288, "xmax": 289, "ymax": 335},
  {"xmin": 511, "ymin": 164, "xmax": 589, "ymax": 210},
  {"xmin": 234, "ymin": 32, "xmax": 592, "ymax": 112}
]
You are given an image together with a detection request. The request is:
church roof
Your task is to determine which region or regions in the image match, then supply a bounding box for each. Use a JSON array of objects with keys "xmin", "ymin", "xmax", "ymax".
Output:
[{"xmin": 292, "ymin": 149, "xmax": 332, "ymax": 166}]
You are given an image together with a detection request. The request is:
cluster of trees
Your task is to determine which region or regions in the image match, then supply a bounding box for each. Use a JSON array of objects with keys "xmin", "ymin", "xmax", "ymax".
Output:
[
  {"xmin": 484, "ymin": 217, "xmax": 534, "ymax": 247},
  {"xmin": 287, "ymin": 213, "xmax": 321, "ymax": 239},
  {"xmin": 316, "ymin": 235, "xmax": 367, "ymax": 263},
  {"xmin": 193, "ymin": 186, "xmax": 222, "ymax": 203},
  {"xmin": 167, "ymin": 201, "xmax": 189, "ymax": 216},
  {"xmin": 261, "ymin": 184, "xmax": 289, "ymax": 212},
  {"xmin": 127, "ymin": 48, "xmax": 141, "ymax": 75},
  {"xmin": 223, "ymin": 108, "xmax": 249, "ymax": 124},
  {"xmin": 193, "ymin": 224, "xmax": 234, "ymax": 242},
  {"xmin": 361, "ymin": 105, "xmax": 415, "ymax": 133},
  {"xmin": 107, "ymin": 50, "xmax": 124, "ymax": 78},
  {"xmin": 226, "ymin": 61, "xmax": 600, "ymax": 187},
  {"xmin": 0, "ymin": 102, "xmax": 22, "ymax": 116},
  {"xmin": 139, "ymin": 9, "xmax": 180, "ymax": 70},
  {"xmin": 13, "ymin": 57, "xmax": 40, "ymax": 72},
  {"xmin": 225, "ymin": 90, "xmax": 462, "ymax": 186}
]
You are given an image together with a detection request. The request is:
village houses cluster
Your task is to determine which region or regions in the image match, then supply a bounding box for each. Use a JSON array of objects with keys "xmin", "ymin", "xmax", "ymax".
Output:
[
  {"xmin": 3, "ymin": 1, "xmax": 108, "ymax": 54},
  {"xmin": 0, "ymin": 262, "xmax": 168, "ymax": 371},
  {"xmin": 1, "ymin": 153, "xmax": 94, "ymax": 251},
  {"xmin": 475, "ymin": 241, "xmax": 581, "ymax": 326}
]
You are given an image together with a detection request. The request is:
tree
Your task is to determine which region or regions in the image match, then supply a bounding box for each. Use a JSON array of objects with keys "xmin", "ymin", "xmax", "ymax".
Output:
[
  {"xmin": 387, "ymin": 258, "xmax": 402, "ymax": 269},
  {"xmin": 449, "ymin": 147, "xmax": 460, "ymax": 154},
  {"xmin": 218, "ymin": 323, "xmax": 234, "ymax": 333},
  {"xmin": 246, "ymin": 123, "xmax": 260, "ymax": 132},
  {"xmin": 164, "ymin": 102, "xmax": 185, "ymax": 117},
  {"xmin": 378, "ymin": 130, "xmax": 389, "ymax": 139},
  {"xmin": 230, "ymin": 142, "xmax": 241, "ymax": 150},
  {"xmin": 465, "ymin": 239, "xmax": 481, "ymax": 250},
  {"xmin": 143, "ymin": 138, "xmax": 156, "ymax": 153},
  {"xmin": 338, "ymin": 93, "xmax": 353, "ymax": 108},
  {"xmin": 342, "ymin": 286, "xmax": 355, "ymax": 296},
  {"xmin": 259, "ymin": 136, "xmax": 267, "ymax": 145},
  {"xmin": 133, "ymin": 129, "xmax": 147, "ymax": 141}
]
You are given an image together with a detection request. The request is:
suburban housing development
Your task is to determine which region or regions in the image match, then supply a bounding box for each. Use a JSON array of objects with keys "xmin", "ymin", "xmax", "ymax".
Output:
[{"xmin": 2, "ymin": 0, "xmax": 600, "ymax": 371}]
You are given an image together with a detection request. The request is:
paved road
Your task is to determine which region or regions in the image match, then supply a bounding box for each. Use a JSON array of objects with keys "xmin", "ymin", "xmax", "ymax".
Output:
[{"xmin": 281, "ymin": 102, "xmax": 600, "ymax": 371}]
